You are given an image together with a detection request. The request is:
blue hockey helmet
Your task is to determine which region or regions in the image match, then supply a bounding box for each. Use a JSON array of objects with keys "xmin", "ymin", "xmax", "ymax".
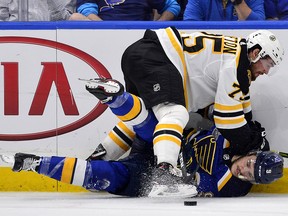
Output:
[{"xmin": 254, "ymin": 151, "xmax": 284, "ymax": 184}]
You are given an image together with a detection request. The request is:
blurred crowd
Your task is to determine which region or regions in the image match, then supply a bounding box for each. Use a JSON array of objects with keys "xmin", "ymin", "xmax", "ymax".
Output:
[{"xmin": 0, "ymin": 0, "xmax": 287, "ymax": 22}]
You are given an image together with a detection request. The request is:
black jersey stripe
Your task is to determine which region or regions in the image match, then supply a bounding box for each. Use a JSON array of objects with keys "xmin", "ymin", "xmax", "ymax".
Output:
[
  {"xmin": 213, "ymin": 110, "xmax": 244, "ymax": 118},
  {"xmin": 243, "ymin": 95, "xmax": 250, "ymax": 100}
]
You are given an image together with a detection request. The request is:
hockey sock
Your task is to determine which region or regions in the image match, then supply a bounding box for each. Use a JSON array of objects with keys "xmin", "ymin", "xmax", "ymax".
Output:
[
  {"xmin": 38, "ymin": 156, "xmax": 129, "ymax": 193},
  {"xmin": 152, "ymin": 103, "xmax": 189, "ymax": 167},
  {"xmin": 107, "ymin": 92, "xmax": 158, "ymax": 143},
  {"xmin": 38, "ymin": 156, "xmax": 87, "ymax": 186},
  {"xmin": 101, "ymin": 121, "xmax": 135, "ymax": 160}
]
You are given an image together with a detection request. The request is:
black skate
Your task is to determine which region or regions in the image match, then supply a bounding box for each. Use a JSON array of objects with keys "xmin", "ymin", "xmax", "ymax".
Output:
[
  {"xmin": 81, "ymin": 78, "xmax": 124, "ymax": 102},
  {"xmin": 0, "ymin": 153, "xmax": 41, "ymax": 172},
  {"xmin": 86, "ymin": 143, "xmax": 107, "ymax": 161},
  {"xmin": 148, "ymin": 162, "xmax": 197, "ymax": 198}
]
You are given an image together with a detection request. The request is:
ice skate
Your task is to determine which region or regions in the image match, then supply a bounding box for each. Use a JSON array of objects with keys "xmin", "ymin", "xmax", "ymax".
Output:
[
  {"xmin": 86, "ymin": 143, "xmax": 107, "ymax": 161},
  {"xmin": 80, "ymin": 78, "xmax": 124, "ymax": 102},
  {"xmin": 0, "ymin": 153, "xmax": 41, "ymax": 172},
  {"xmin": 148, "ymin": 162, "xmax": 198, "ymax": 198}
]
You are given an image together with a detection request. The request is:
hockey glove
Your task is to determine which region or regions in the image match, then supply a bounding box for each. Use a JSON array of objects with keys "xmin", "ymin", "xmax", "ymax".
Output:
[{"xmin": 248, "ymin": 121, "xmax": 270, "ymax": 151}]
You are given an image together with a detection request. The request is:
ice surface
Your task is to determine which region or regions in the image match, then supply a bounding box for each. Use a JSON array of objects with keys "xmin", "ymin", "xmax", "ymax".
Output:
[{"xmin": 0, "ymin": 192, "xmax": 287, "ymax": 216}]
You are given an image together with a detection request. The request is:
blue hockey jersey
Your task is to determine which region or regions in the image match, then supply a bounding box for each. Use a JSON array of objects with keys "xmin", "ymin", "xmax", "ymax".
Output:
[
  {"xmin": 182, "ymin": 127, "xmax": 252, "ymax": 197},
  {"xmin": 36, "ymin": 125, "xmax": 253, "ymax": 197},
  {"xmin": 110, "ymin": 126, "xmax": 253, "ymax": 197}
]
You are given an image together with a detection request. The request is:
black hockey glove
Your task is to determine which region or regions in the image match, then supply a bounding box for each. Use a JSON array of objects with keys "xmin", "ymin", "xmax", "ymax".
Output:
[{"xmin": 247, "ymin": 121, "xmax": 270, "ymax": 151}]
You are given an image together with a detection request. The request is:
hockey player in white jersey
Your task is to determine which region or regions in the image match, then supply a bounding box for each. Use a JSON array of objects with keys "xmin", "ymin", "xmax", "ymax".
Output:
[{"xmin": 85, "ymin": 28, "xmax": 284, "ymax": 195}]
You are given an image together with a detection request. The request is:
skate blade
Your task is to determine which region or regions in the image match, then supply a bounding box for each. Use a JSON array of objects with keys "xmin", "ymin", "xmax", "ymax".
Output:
[
  {"xmin": 148, "ymin": 184, "xmax": 197, "ymax": 198},
  {"xmin": 78, "ymin": 78, "xmax": 119, "ymax": 90}
]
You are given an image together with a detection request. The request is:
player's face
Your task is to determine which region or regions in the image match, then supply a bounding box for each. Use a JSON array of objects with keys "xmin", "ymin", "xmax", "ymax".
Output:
[
  {"xmin": 230, "ymin": 155, "xmax": 257, "ymax": 182},
  {"xmin": 250, "ymin": 56, "xmax": 276, "ymax": 81}
]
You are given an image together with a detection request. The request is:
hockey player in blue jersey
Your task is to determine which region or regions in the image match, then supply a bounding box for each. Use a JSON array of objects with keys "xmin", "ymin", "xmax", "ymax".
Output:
[
  {"xmin": 1, "ymin": 122, "xmax": 283, "ymax": 197},
  {"xmin": 1, "ymin": 80, "xmax": 284, "ymax": 197}
]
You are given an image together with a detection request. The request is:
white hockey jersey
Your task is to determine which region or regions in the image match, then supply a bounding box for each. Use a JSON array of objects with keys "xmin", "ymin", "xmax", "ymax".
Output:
[{"xmin": 155, "ymin": 27, "xmax": 252, "ymax": 130}]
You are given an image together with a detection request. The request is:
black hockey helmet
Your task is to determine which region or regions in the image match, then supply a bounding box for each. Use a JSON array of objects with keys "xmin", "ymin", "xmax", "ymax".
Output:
[{"xmin": 254, "ymin": 151, "xmax": 284, "ymax": 184}]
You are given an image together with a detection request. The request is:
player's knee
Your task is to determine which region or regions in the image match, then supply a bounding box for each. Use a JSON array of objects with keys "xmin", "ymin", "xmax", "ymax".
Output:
[{"xmin": 152, "ymin": 103, "xmax": 189, "ymax": 128}]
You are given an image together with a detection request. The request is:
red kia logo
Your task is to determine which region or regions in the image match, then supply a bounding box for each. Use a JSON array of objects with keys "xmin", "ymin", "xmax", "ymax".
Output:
[{"xmin": 0, "ymin": 36, "xmax": 111, "ymax": 141}]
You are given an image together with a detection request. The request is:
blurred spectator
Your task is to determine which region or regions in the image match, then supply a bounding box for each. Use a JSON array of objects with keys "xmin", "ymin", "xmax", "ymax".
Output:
[
  {"xmin": 265, "ymin": 0, "xmax": 288, "ymax": 20},
  {"xmin": 153, "ymin": 0, "xmax": 186, "ymax": 20},
  {"xmin": 184, "ymin": 0, "xmax": 265, "ymax": 21},
  {"xmin": 177, "ymin": 0, "xmax": 187, "ymax": 20},
  {"xmin": 50, "ymin": 0, "xmax": 76, "ymax": 20},
  {"xmin": 70, "ymin": 0, "xmax": 180, "ymax": 21},
  {"xmin": 0, "ymin": 0, "xmax": 76, "ymax": 21}
]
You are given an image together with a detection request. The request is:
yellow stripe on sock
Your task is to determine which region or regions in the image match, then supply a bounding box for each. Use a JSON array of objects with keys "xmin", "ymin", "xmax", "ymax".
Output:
[
  {"xmin": 118, "ymin": 121, "xmax": 135, "ymax": 139},
  {"xmin": 155, "ymin": 124, "xmax": 183, "ymax": 134},
  {"xmin": 117, "ymin": 95, "xmax": 141, "ymax": 122},
  {"xmin": 109, "ymin": 131, "xmax": 130, "ymax": 151},
  {"xmin": 153, "ymin": 135, "xmax": 182, "ymax": 146},
  {"xmin": 61, "ymin": 158, "xmax": 76, "ymax": 184}
]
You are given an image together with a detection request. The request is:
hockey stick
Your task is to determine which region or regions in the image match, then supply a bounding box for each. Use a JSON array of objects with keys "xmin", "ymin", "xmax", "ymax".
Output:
[
  {"xmin": 179, "ymin": 141, "xmax": 200, "ymax": 184},
  {"xmin": 277, "ymin": 151, "xmax": 288, "ymax": 158},
  {"xmin": 179, "ymin": 150, "xmax": 188, "ymax": 181}
]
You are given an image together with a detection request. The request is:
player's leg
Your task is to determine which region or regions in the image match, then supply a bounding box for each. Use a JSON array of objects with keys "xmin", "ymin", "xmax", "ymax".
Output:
[
  {"xmin": 120, "ymin": 30, "xmax": 197, "ymax": 197},
  {"xmin": 87, "ymin": 121, "xmax": 135, "ymax": 160},
  {"xmin": 3, "ymin": 153, "xmax": 129, "ymax": 194},
  {"xmin": 152, "ymin": 103, "xmax": 189, "ymax": 167},
  {"xmin": 121, "ymin": 29, "xmax": 188, "ymax": 168},
  {"xmin": 85, "ymin": 80, "xmax": 158, "ymax": 160}
]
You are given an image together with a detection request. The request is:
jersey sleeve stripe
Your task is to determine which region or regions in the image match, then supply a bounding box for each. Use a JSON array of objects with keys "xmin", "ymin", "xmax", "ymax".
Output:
[
  {"xmin": 243, "ymin": 95, "xmax": 250, "ymax": 100},
  {"xmin": 214, "ymin": 103, "xmax": 243, "ymax": 111},
  {"xmin": 223, "ymin": 139, "xmax": 230, "ymax": 148},
  {"xmin": 218, "ymin": 170, "xmax": 233, "ymax": 191},
  {"xmin": 242, "ymin": 100, "xmax": 252, "ymax": 114},
  {"xmin": 214, "ymin": 116, "xmax": 245, "ymax": 125},
  {"xmin": 242, "ymin": 101, "xmax": 251, "ymax": 109},
  {"xmin": 214, "ymin": 110, "xmax": 244, "ymax": 118}
]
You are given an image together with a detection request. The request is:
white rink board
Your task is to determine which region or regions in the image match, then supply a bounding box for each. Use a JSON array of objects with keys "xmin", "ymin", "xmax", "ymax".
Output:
[{"xmin": 0, "ymin": 27, "xmax": 287, "ymax": 167}]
